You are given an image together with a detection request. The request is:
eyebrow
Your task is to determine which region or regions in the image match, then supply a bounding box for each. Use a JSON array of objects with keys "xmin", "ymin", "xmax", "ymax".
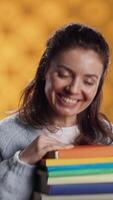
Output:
[
  {"xmin": 57, "ymin": 64, "xmax": 99, "ymax": 79},
  {"xmin": 84, "ymin": 74, "xmax": 98, "ymax": 79},
  {"xmin": 57, "ymin": 64, "xmax": 74, "ymax": 74}
]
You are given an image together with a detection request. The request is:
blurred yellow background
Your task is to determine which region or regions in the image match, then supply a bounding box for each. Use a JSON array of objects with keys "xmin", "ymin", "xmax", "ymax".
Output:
[{"xmin": 0, "ymin": 0, "xmax": 113, "ymax": 121}]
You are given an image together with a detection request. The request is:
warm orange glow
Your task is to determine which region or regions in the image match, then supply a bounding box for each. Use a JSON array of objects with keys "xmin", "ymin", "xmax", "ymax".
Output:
[{"xmin": 0, "ymin": 0, "xmax": 113, "ymax": 122}]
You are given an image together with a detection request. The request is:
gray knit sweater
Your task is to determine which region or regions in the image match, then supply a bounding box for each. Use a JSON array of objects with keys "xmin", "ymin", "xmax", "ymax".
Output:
[
  {"xmin": 0, "ymin": 114, "xmax": 79, "ymax": 200},
  {"xmin": 0, "ymin": 114, "xmax": 42, "ymax": 200}
]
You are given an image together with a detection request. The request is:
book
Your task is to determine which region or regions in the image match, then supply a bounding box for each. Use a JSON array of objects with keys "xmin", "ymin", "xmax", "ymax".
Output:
[
  {"xmin": 47, "ymin": 162, "xmax": 113, "ymax": 172},
  {"xmin": 48, "ymin": 167, "xmax": 113, "ymax": 177},
  {"xmin": 45, "ymin": 157, "xmax": 113, "ymax": 166},
  {"xmin": 47, "ymin": 173, "xmax": 113, "ymax": 184},
  {"xmin": 41, "ymin": 193, "xmax": 113, "ymax": 200},
  {"xmin": 38, "ymin": 182, "xmax": 113, "ymax": 195},
  {"xmin": 55, "ymin": 145, "xmax": 113, "ymax": 159},
  {"xmin": 35, "ymin": 146, "xmax": 113, "ymax": 196}
]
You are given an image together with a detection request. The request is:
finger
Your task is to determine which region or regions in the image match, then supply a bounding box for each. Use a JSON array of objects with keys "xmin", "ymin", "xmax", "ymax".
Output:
[
  {"xmin": 63, "ymin": 144, "xmax": 74, "ymax": 149},
  {"xmin": 39, "ymin": 144, "xmax": 74, "ymax": 159},
  {"xmin": 38, "ymin": 135, "xmax": 67, "ymax": 146},
  {"xmin": 43, "ymin": 144, "xmax": 69, "ymax": 153}
]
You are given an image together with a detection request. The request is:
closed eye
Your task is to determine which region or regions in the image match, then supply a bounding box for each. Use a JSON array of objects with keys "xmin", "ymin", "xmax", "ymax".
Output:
[
  {"xmin": 84, "ymin": 80, "xmax": 95, "ymax": 86},
  {"xmin": 58, "ymin": 72, "xmax": 70, "ymax": 78},
  {"xmin": 57, "ymin": 69, "xmax": 71, "ymax": 78}
]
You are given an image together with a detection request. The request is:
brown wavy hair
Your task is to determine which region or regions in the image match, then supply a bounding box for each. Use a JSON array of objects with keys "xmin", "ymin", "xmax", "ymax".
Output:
[{"xmin": 18, "ymin": 23, "xmax": 113, "ymax": 144}]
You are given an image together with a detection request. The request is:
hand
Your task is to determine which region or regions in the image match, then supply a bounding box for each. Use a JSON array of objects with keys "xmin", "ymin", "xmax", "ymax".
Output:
[{"xmin": 19, "ymin": 134, "xmax": 73, "ymax": 165}]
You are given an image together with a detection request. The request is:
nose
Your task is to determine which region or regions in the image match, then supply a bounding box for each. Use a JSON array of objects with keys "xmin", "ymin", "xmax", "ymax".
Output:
[{"xmin": 66, "ymin": 78, "xmax": 81, "ymax": 94}]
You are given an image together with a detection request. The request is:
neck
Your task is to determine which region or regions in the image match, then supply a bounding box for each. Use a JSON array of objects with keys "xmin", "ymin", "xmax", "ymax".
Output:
[
  {"xmin": 46, "ymin": 104, "xmax": 77, "ymax": 127},
  {"xmin": 53, "ymin": 116, "xmax": 77, "ymax": 127}
]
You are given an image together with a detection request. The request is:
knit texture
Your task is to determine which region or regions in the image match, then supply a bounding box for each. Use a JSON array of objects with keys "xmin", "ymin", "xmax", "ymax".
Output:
[{"xmin": 0, "ymin": 114, "xmax": 79, "ymax": 200}]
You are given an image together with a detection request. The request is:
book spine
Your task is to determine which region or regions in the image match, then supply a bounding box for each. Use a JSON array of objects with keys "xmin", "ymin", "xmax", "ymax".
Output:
[
  {"xmin": 46, "ymin": 157, "xmax": 113, "ymax": 166},
  {"xmin": 48, "ymin": 182, "xmax": 113, "ymax": 195},
  {"xmin": 48, "ymin": 168, "xmax": 113, "ymax": 177},
  {"xmin": 47, "ymin": 162, "xmax": 113, "ymax": 172},
  {"xmin": 56, "ymin": 146, "xmax": 113, "ymax": 158},
  {"xmin": 42, "ymin": 194, "xmax": 113, "ymax": 200},
  {"xmin": 48, "ymin": 174, "xmax": 113, "ymax": 184}
]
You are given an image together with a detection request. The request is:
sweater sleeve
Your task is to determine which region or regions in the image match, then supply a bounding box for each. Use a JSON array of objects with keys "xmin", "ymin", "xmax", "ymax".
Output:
[
  {"xmin": 0, "ymin": 115, "xmax": 38, "ymax": 200},
  {"xmin": 0, "ymin": 151, "xmax": 35, "ymax": 200}
]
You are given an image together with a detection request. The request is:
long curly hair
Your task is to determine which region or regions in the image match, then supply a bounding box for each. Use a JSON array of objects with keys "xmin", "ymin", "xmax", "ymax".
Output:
[{"xmin": 18, "ymin": 23, "xmax": 113, "ymax": 144}]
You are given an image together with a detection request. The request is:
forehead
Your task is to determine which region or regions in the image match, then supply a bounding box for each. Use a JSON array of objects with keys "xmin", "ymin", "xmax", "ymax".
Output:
[{"xmin": 51, "ymin": 48, "xmax": 103, "ymax": 75}]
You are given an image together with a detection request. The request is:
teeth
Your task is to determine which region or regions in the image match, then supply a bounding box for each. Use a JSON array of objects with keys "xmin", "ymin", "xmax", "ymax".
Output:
[{"xmin": 61, "ymin": 96, "xmax": 78, "ymax": 104}]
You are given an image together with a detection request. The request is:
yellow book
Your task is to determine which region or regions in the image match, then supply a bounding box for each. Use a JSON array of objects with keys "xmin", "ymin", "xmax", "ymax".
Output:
[{"xmin": 46, "ymin": 157, "xmax": 113, "ymax": 166}]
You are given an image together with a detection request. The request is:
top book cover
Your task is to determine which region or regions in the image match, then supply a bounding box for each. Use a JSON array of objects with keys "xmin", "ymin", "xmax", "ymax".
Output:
[{"xmin": 55, "ymin": 145, "xmax": 113, "ymax": 159}]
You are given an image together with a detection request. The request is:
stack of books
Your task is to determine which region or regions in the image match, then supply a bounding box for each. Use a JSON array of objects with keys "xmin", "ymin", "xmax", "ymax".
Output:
[{"xmin": 35, "ymin": 145, "xmax": 113, "ymax": 200}]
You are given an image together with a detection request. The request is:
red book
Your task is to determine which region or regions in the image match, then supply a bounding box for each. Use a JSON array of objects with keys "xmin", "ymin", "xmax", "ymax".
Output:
[{"xmin": 55, "ymin": 145, "xmax": 113, "ymax": 159}]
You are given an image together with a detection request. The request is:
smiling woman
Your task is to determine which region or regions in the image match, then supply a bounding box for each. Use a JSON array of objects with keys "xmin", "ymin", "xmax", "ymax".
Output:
[
  {"xmin": 44, "ymin": 48, "xmax": 103, "ymax": 126},
  {"xmin": 0, "ymin": 23, "xmax": 113, "ymax": 200}
]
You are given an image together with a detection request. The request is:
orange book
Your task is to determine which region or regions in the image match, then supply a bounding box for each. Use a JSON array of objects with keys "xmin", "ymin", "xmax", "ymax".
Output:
[{"xmin": 55, "ymin": 145, "xmax": 113, "ymax": 159}]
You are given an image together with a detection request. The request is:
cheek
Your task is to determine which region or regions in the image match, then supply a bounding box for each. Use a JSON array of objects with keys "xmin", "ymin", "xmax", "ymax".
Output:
[
  {"xmin": 86, "ymin": 86, "xmax": 99, "ymax": 102},
  {"xmin": 45, "ymin": 80, "xmax": 51, "ymax": 95},
  {"xmin": 48, "ymin": 76, "xmax": 65, "ymax": 92},
  {"xmin": 45, "ymin": 76, "xmax": 58, "ymax": 99}
]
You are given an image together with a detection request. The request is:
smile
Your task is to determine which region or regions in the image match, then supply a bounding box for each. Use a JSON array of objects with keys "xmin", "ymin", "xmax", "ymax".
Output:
[
  {"xmin": 57, "ymin": 94, "xmax": 81, "ymax": 106},
  {"xmin": 61, "ymin": 96, "xmax": 79, "ymax": 104}
]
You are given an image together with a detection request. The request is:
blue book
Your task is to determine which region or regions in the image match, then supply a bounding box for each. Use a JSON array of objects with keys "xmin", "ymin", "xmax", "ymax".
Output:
[
  {"xmin": 47, "ymin": 162, "xmax": 113, "ymax": 172},
  {"xmin": 47, "ymin": 182, "xmax": 113, "ymax": 195}
]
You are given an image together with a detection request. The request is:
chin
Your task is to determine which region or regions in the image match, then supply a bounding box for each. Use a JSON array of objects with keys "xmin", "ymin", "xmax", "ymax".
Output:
[{"xmin": 55, "ymin": 108, "xmax": 78, "ymax": 117}]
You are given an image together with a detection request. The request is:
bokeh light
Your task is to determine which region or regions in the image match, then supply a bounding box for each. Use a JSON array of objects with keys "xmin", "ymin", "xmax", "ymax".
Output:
[{"xmin": 0, "ymin": 0, "xmax": 113, "ymax": 121}]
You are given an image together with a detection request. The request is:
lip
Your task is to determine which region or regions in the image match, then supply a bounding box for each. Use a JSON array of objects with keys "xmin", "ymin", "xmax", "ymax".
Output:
[{"xmin": 56, "ymin": 93, "xmax": 81, "ymax": 108}]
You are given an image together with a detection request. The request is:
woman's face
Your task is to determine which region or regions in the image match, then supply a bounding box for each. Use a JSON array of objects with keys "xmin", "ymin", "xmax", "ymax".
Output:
[{"xmin": 44, "ymin": 48, "xmax": 103, "ymax": 126}]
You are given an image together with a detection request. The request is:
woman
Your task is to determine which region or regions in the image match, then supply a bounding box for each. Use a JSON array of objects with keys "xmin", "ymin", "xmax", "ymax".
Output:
[{"xmin": 0, "ymin": 23, "xmax": 113, "ymax": 200}]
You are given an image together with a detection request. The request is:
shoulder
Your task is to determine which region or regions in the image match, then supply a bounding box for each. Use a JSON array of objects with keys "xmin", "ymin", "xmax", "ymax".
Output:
[
  {"xmin": 0, "ymin": 114, "xmax": 41, "ymax": 158},
  {"xmin": 0, "ymin": 114, "xmax": 28, "ymax": 157},
  {"xmin": 0, "ymin": 113, "xmax": 29, "ymax": 135}
]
